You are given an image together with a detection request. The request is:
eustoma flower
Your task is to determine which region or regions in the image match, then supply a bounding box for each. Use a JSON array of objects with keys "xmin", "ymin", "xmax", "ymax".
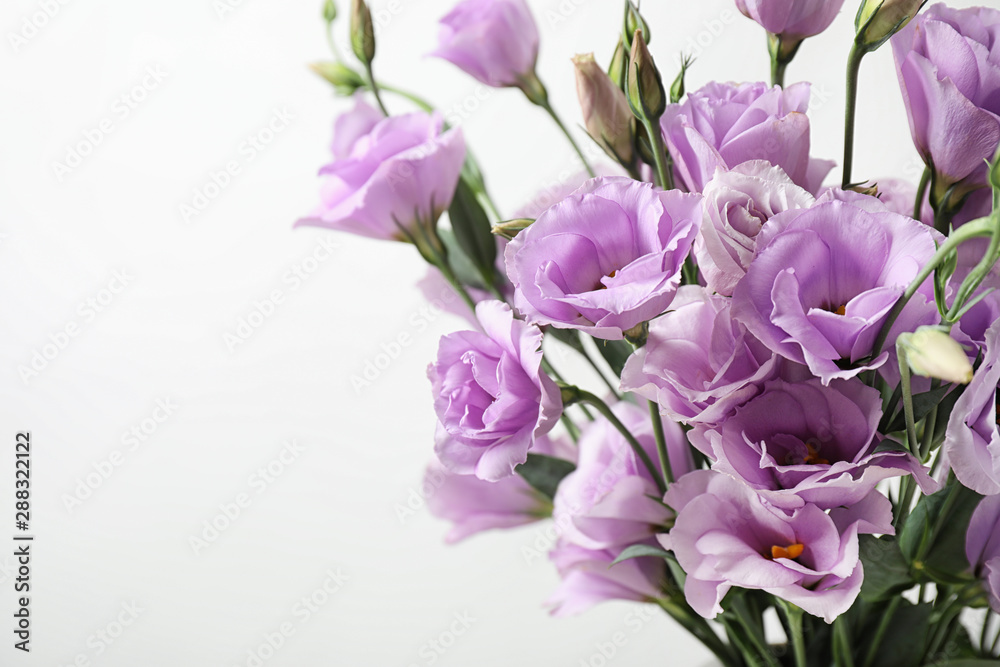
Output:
[
  {"xmin": 660, "ymin": 81, "xmax": 833, "ymax": 194},
  {"xmin": 505, "ymin": 177, "xmax": 702, "ymax": 340},
  {"xmin": 966, "ymin": 494, "xmax": 1000, "ymax": 613},
  {"xmin": 696, "ymin": 161, "xmax": 815, "ymax": 296},
  {"xmin": 431, "ymin": 0, "xmax": 539, "ymax": 88},
  {"xmin": 621, "ymin": 286, "xmax": 778, "ymax": 425},
  {"xmin": 731, "ymin": 195, "xmax": 940, "ymax": 383},
  {"xmin": 736, "ymin": 0, "xmax": 846, "ymax": 41},
  {"xmin": 428, "ymin": 301, "xmax": 562, "ymax": 481},
  {"xmin": 892, "ymin": 5, "xmax": 1000, "ymax": 204},
  {"xmin": 547, "ymin": 540, "xmax": 666, "ymax": 616},
  {"xmin": 691, "ymin": 378, "xmax": 935, "ymax": 512},
  {"xmin": 659, "ymin": 470, "xmax": 864, "ymax": 623},
  {"xmin": 553, "ymin": 402, "xmax": 690, "ymax": 551},
  {"xmin": 944, "ymin": 319, "xmax": 1000, "ymax": 495},
  {"xmin": 297, "ymin": 103, "xmax": 466, "ymax": 241}
]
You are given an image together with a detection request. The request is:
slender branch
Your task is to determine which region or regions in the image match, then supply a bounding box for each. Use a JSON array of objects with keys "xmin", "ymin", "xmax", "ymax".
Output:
[
  {"xmin": 777, "ymin": 600, "xmax": 808, "ymax": 667},
  {"xmin": 641, "ymin": 116, "xmax": 673, "ymax": 190},
  {"xmin": 541, "ymin": 101, "xmax": 597, "ymax": 178},
  {"xmin": 649, "ymin": 400, "xmax": 674, "ymax": 485},
  {"xmin": 897, "ymin": 343, "xmax": 920, "ymax": 457},
  {"xmin": 842, "ymin": 43, "xmax": 866, "ymax": 189},
  {"xmin": 657, "ymin": 600, "xmax": 739, "ymax": 667},
  {"xmin": 833, "ymin": 616, "xmax": 856, "ymax": 667},
  {"xmin": 362, "ymin": 61, "xmax": 389, "ymax": 116},
  {"xmin": 861, "ymin": 597, "xmax": 902, "ymax": 667},
  {"xmin": 914, "ymin": 167, "xmax": 931, "ymax": 221}
]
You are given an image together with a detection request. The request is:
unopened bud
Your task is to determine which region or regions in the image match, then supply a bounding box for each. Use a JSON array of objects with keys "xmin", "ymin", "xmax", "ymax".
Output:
[
  {"xmin": 856, "ymin": 0, "xmax": 927, "ymax": 51},
  {"xmin": 670, "ymin": 55, "xmax": 693, "ymax": 104},
  {"xmin": 898, "ymin": 327, "xmax": 973, "ymax": 385},
  {"xmin": 573, "ymin": 53, "xmax": 634, "ymax": 166},
  {"xmin": 990, "ymin": 145, "xmax": 1000, "ymax": 193},
  {"xmin": 608, "ymin": 38, "xmax": 628, "ymax": 90},
  {"xmin": 323, "ymin": 0, "xmax": 337, "ymax": 23},
  {"xmin": 350, "ymin": 0, "xmax": 376, "ymax": 64},
  {"xmin": 626, "ymin": 30, "xmax": 665, "ymax": 121},
  {"xmin": 492, "ymin": 218, "xmax": 535, "ymax": 240},
  {"xmin": 623, "ymin": 1, "xmax": 650, "ymax": 47},
  {"xmin": 310, "ymin": 62, "xmax": 366, "ymax": 95}
]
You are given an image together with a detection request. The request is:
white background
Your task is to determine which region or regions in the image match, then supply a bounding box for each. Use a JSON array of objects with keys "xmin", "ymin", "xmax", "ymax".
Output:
[{"xmin": 1, "ymin": 0, "xmax": 995, "ymax": 665}]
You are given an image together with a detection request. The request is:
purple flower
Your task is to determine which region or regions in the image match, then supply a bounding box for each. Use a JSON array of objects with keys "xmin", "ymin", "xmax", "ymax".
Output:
[
  {"xmin": 505, "ymin": 177, "xmax": 702, "ymax": 340},
  {"xmin": 944, "ymin": 319, "xmax": 1000, "ymax": 495},
  {"xmin": 659, "ymin": 470, "xmax": 863, "ymax": 623},
  {"xmin": 621, "ymin": 286, "xmax": 778, "ymax": 425},
  {"xmin": 892, "ymin": 5, "xmax": 1000, "ymax": 197},
  {"xmin": 431, "ymin": 0, "xmax": 539, "ymax": 88},
  {"xmin": 552, "ymin": 401, "xmax": 690, "ymax": 551},
  {"xmin": 966, "ymin": 494, "xmax": 1000, "ymax": 613},
  {"xmin": 731, "ymin": 197, "xmax": 941, "ymax": 383},
  {"xmin": 297, "ymin": 108, "xmax": 466, "ymax": 241},
  {"xmin": 429, "ymin": 300, "xmax": 562, "ymax": 481},
  {"xmin": 736, "ymin": 0, "xmax": 847, "ymax": 41},
  {"xmin": 696, "ymin": 161, "xmax": 815, "ymax": 296},
  {"xmin": 660, "ymin": 81, "xmax": 834, "ymax": 194},
  {"xmin": 425, "ymin": 434, "xmax": 574, "ymax": 543},
  {"xmin": 690, "ymin": 378, "xmax": 936, "ymax": 511},
  {"xmin": 546, "ymin": 540, "xmax": 666, "ymax": 616}
]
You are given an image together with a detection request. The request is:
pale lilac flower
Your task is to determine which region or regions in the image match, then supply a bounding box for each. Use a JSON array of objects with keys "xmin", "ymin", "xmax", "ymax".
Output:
[
  {"xmin": 429, "ymin": 301, "xmax": 562, "ymax": 481},
  {"xmin": 736, "ymin": 0, "xmax": 847, "ymax": 41},
  {"xmin": 505, "ymin": 177, "xmax": 702, "ymax": 340}
]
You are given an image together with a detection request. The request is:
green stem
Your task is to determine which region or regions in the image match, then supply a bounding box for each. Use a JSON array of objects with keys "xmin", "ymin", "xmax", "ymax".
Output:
[
  {"xmin": 363, "ymin": 61, "xmax": 389, "ymax": 116},
  {"xmin": 897, "ymin": 343, "xmax": 919, "ymax": 458},
  {"xmin": 894, "ymin": 476, "xmax": 916, "ymax": 530},
  {"xmin": 842, "ymin": 43, "xmax": 866, "ymax": 190},
  {"xmin": 577, "ymin": 339, "xmax": 622, "ymax": 399},
  {"xmin": 541, "ymin": 100, "xmax": 596, "ymax": 178},
  {"xmin": 925, "ymin": 596, "xmax": 964, "ymax": 661},
  {"xmin": 833, "ymin": 616, "xmax": 856, "ymax": 667},
  {"xmin": 378, "ymin": 84, "xmax": 434, "ymax": 111},
  {"xmin": 541, "ymin": 359, "xmax": 593, "ymax": 421},
  {"xmin": 861, "ymin": 597, "xmax": 902, "ymax": 667},
  {"xmin": 641, "ymin": 116, "xmax": 673, "ymax": 190},
  {"xmin": 915, "ymin": 167, "xmax": 931, "ymax": 221},
  {"xmin": 945, "ymin": 208, "xmax": 1000, "ymax": 322},
  {"xmin": 920, "ymin": 400, "xmax": 939, "ymax": 462},
  {"xmin": 559, "ymin": 413, "xmax": 580, "ymax": 442},
  {"xmin": 771, "ymin": 57, "xmax": 787, "ymax": 89},
  {"xmin": 570, "ymin": 387, "xmax": 666, "ymax": 494},
  {"xmin": 981, "ymin": 610, "xmax": 996, "ymax": 654},
  {"xmin": 657, "ymin": 600, "xmax": 739, "ymax": 667},
  {"xmin": 777, "ymin": 601, "xmax": 808, "ymax": 667},
  {"xmin": 649, "ymin": 400, "xmax": 674, "ymax": 485}
]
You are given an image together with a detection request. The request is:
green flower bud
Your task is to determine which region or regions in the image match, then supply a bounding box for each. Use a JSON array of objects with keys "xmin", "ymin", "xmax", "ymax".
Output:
[
  {"xmin": 856, "ymin": 0, "xmax": 927, "ymax": 52},
  {"xmin": 491, "ymin": 218, "xmax": 535, "ymax": 241},
  {"xmin": 608, "ymin": 38, "xmax": 628, "ymax": 90},
  {"xmin": 626, "ymin": 29, "xmax": 665, "ymax": 121},
  {"xmin": 323, "ymin": 0, "xmax": 337, "ymax": 23},
  {"xmin": 310, "ymin": 62, "xmax": 366, "ymax": 95},
  {"xmin": 350, "ymin": 0, "xmax": 375, "ymax": 64},
  {"xmin": 623, "ymin": 1, "xmax": 650, "ymax": 47},
  {"xmin": 898, "ymin": 326, "xmax": 973, "ymax": 385},
  {"xmin": 670, "ymin": 55, "xmax": 693, "ymax": 104}
]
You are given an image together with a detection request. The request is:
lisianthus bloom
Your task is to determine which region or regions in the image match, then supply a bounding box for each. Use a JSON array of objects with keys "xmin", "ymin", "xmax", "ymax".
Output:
[
  {"xmin": 659, "ymin": 470, "xmax": 863, "ymax": 623},
  {"xmin": 660, "ymin": 81, "xmax": 833, "ymax": 194},
  {"xmin": 505, "ymin": 177, "xmax": 702, "ymax": 340},
  {"xmin": 691, "ymin": 378, "xmax": 935, "ymax": 512},
  {"xmin": 892, "ymin": 5, "xmax": 1000, "ymax": 200},
  {"xmin": 696, "ymin": 161, "xmax": 815, "ymax": 296},
  {"xmin": 736, "ymin": 0, "xmax": 846, "ymax": 41},
  {"xmin": 966, "ymin": 494, "xmax": 1000, "ymax": 613},
  {"xmin": 546, "ymin": 539, "xmax": 666, "ymax": 617},
  {"xmin": 553, "ymin": 401, "xmax": 689, "ymax": 551},
  {"xmin": 431, "ymin": 0, "xmax": 539, "ymax": 88},
  {"xmin": 944, "ymin": 319, "xmax": 1000, "ymax": 495},
  {"xmin": 621, "ymin": 286, "xmax": 778, "ymax": 425},
  {"xmin": 297, "ymin": 104, "xmax": 466, "ymax": 241},
  {"xmin": 731, "ymin": 196, "xmax": 940, "ymax": 383},
  {"xmin": 425, "ymin": 433, "xmax": 574, "ymax": 543},
  {"xmin": 428, "ymin": 301, "xmax": 562, "ymax": 481}
]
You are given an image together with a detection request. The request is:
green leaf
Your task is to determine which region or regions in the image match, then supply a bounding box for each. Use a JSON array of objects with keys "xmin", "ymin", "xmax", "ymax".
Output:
[
  {"xmin": 611, "ymin": 543, "xmax": 670, "ymax": 565},
  {"xmin": 515, "ymin": 454, "xmax": 575, "ymax": 501},
  {"xmin": 448, "ymin": 178, "xmax": 497, "ymax": 291},
  {"xmin": 900, "ymin": 483, "xmax": 983, "ymax": 581},
  {"xmin": 883, "ymin": 384, "xmax": 953, "ymax": 434},
  {"xmin": 859, "ymin": 535, "xmax": 913, "ymax": 602},
  {"xmin": 859, "ymin": 600, "xmax": 933, "ymax": 667}
]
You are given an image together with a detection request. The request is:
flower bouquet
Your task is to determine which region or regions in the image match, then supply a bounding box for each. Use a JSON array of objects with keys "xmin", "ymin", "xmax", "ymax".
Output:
[{"xmin": 300, "ymin": 0, "xmax": 1000, "ymax": 664}]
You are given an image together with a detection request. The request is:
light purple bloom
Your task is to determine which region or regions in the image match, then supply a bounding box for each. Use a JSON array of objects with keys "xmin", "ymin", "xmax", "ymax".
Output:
[
  {"xmin": 659, "ymin": 470, "xmax": 863, "ymax": 623},
  {"xmin": 426, "ymin": 434, "xmax": 574, "ymax": 543},
  {"xmin": 546, "ymin": 540, "xmax": 666, "ymax": 617},
  {"xmin": 892, "ymin": 5, "xmax": 1000, "ymax": 196},
  {"xmin": 505, "ymin": 177, "xmax": 702, "ymax": 340},
  {"xmin": 736, "ymin": 0, "xmax": 847, "ymax": 41},
  {"xmin": 297, "ymin": 108, "xmax": 466, "ymax": 241},
  {"xmin": 966, "ymin": 494, "xmax": 1000, "ymax": 613},
  {"xmin": 944, "ymin": 318, "xmax": 1000, "ymax": 495},
  {"xmin": 429, "ymin": 300, "xmax": 562, "ymax": 481},
  {"xmin": 553, "ymin": 401, "xmax": 690, "ymax": 551},
  {"xmin": 731, "ymin": 197, "xmax": 940, "ymax": 383},
  {"xmin": 696, "ymin": 161, "xmax": 815, "ymax": 296},
  {"xmin": 660, "ymin": 81, "xmax": 834, "ymax": 194},
  {"xmin": 431, "ymin": 0, "xmax": 539, "ymax": 88},
  {"xmin": 690, "ymin": 378, "xmax": 936, "ymax": 511},
  {"xmin": 621, "ymin": 286, "xmax": 778, "ymax": 425}
]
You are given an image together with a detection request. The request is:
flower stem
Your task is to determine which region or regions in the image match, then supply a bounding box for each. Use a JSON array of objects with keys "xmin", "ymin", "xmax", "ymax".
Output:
[
  {"xmin": 777, "ymin": 600, "xmax": 808, "ymax": 667},
  {"xmin": 861, "ymin": 597, "xmax": 902, "ymax": 667},
  {"xmin": 657, "ymin": 600, "xmax": 739, "ymax": 667},
  {"xmin": 649, "ymin": 400, "xmax": 674, "ymax": 485},
  {"xmin": 363, "ymin": 61, "xmax": 390, "ymax": 116},
  {"xmin": 896, "ymin": 342, "xmax": 919, "ymax": 458},
  {"xmin": 566, "ymin": 386, "xmax": 666, "ymax": 494},
  {"xmin": 542, "ymin": 100, "xmax": 597, "ymax": 178},
  {"xmin": 914, "ymin": 166, "xmax": 931, "ymax": 221},
  {"xmin": 833, "ymin": 616, "xmax": 856, "ymax": 667},
  {"xmin": 842, "ymin": 43, "xmax": 866, "ymax": 189},
  {"xmin": 641, "ymin": 116, "xmax": 674, "ymax": 190}
]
